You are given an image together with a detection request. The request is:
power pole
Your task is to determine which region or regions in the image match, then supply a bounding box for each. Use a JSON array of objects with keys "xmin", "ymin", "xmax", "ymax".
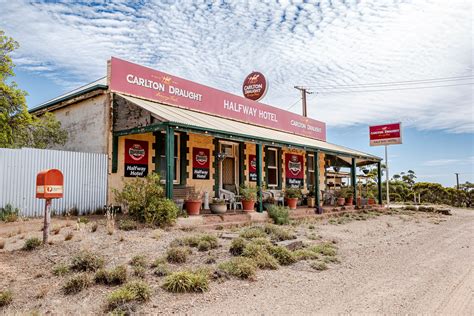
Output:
[
  {"xmin": 294, "ymin": 86, "xmax": 313, "ymax": 117},
  {"xmin": 455, "ymin": 173, "xmax": 460, "ymax": 190}
]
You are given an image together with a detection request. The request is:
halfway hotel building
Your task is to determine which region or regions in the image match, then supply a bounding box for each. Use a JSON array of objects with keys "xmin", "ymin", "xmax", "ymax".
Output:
[{"xmin": 30, "ymin": 57, "xmax": 383, "ymax": 210}]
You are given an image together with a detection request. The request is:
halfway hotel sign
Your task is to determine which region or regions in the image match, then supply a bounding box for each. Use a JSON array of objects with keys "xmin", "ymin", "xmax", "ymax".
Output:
[{"xmin": 109, "ymin": 57, "xmax": 326, "ymax": 141}]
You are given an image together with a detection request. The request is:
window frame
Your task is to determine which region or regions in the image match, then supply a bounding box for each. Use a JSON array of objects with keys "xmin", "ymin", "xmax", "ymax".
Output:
[
  {"xmin": 159, "ymin": 132, "xmax": 180, "ymax": 184},
  {"xmin": 266, "ymin": 147, "xmax": 279, "ymax": 187}
]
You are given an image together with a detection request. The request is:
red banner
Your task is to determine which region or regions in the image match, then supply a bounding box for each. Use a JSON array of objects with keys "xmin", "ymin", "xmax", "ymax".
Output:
[
  {"xmin": 192, "ymin": 148, "xmax": 210, "ymax": 180},
  {"xmin": 110, "ymin": 57, "xmax": 326, "ymax": 141},
  {"xmin": 285, "ymin": 153, "xmax": 304, "ymax": 187},
  {"xmin": 249, "ymin": 154, "xmax": 257, "ymax": 182},
  {"xmin": 124, "ymin": 139, "xmax": 148, "ymax": 177},
  {"xmin": 369, "ymin": 123, "xmax": 402, "ymax": 146}
]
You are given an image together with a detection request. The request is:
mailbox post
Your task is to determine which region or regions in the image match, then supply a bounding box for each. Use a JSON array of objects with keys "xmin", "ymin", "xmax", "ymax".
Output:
[{"xmin": 36, "ymin": 169, "xmax": 64, "ymax": 244}]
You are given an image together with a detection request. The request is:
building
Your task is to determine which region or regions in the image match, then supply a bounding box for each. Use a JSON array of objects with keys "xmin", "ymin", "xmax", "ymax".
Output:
[{"xmin": 31, "ymin": 57, "xmax": 383, "ymax": 211}]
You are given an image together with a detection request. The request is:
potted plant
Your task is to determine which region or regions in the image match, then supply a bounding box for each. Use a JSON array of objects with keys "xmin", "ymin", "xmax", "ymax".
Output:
[
  {"xmin": 307, "ymin": 190, "xmax": 316, "ymax": 207},
  {"xmin": 284, "ymin": 187, "xmax": 302, "ymax": 210},
  {"xmin": 334, "ymin": 190, "xmax": 345, "ymax": 206},
  {"xmin": 342, "ymin": 186, "xmax": 354, "ymax": 206},
  {"xmin": 185, "ymin": 190, "xmax": 203, "ymax": 216},
  {"xmin": 209, "ymin": 198, "xmax": 227, "ymax": 214},
  {"xmin": 367, "ymin": 192, "xmax": 376, "ymax": 205},
  {"xmin": 240, "ymin": 186, "xmax": 258, "ymax": 212}
]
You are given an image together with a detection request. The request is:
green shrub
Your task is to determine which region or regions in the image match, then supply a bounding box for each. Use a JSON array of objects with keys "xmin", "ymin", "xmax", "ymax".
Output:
[
  {"xmin": 107, "ymin": 281, "xmax": 151, "ymax": 310},
  {"xmin": 162, "ymin": 271, "xmax": 209, "ymax": 293},
  {"xmin": 310, "ymin": 261, "xmax": 328, "ymax": 271},
  {"xmin": 171, "ymin": 234, "xmax": 218, "ymax": 249},
  {"xmin": 242, "ymin": 243, "xmax": 279, "ymax": 270},
  {"xmin": 0, "ymin": 204, "xmax": 19, "ymax": 222},
  {"xmin": 268, "ymin": 245, "xmax": 297, "ymax": 265},
  {"xmin": 119, "ymin": 219, "xmax": 138, "ymax": 231},
  {"xmin": 113, "ymin": 173, "xmax": 178, "ymax": 227},
  {"xmin": 62, "ymin": 273, "xmax": 92, "ymax": 294},
  {"xmin": 229, "ymin": 237, "xmax": 247, "ymax": 256},
  {"xmin": 239, "ymin": 226, "xmax": 266, "ymax": 239},
  {"xmin": 199, "ymin": 234, "xmax": 219, "ymax": 249},
  {"xmin": 23, "ymin": 237, "xmax": 42, "ymax": 251},
  {"xmin": 267, "ymin": 205, "xmax": 290, "ymax": 225},
  {"xmin": 133, "ymin": 266, "xmax": 146, "ymax": 278},
  {"xmin": 94, "ymin": 266, "xmax": 128, "ymax": 285},
  {"xmin": 0, "ymin": 290, "xmax": 13, "ymax": 307},
  {"xmin": 264, "ymin": 224, "xmax": 296, "ymax": 241},
  {"xmin": 197, "ymin": 240, "xmax": 211, "ymax": 252},
  {"xmin": 293, "ymin": 249, "xmax": 319, "ymax": 261},
  {"xmin": 129, "ymin": 255, "xmax": 147, "ymax": 268},
  {"xmin": 166, "ymin": 247, "xmax": 190, "ymax": 264},
  {"xmin": 218, "ymin": 257, "xmax": 257, "ymax": 279},
  {"xmin": 309, "ymin": 242, "xmax": 337, "ymax": 257},
  {"xmin": 153, "ymin": 263, "xmax": 170, "ymax": 277},
  {"xmin": 52, "ymin": 263, "xmax": 70, "ymax": 276},
  {"xmin": 70, "ymin": 250, "xmax": 105, "ymax": 272},
  {"xmin": 77, "ymin": 217, "xmax": 89, "ymax": 224}
]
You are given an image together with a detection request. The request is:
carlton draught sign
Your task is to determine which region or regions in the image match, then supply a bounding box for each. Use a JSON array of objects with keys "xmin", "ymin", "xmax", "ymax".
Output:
[
  {"xmin": 124, "ymin": 139, "xmax": 148, "ymax": 177},
  {"xmin": 285, "ymin": 153, "xmax": 304, "ymax": 187},
  {"xmin": 369, "ymin": 123, "xmax": 402, "ymax": 146},
  {"xmin": 192, "ymin": 148, "xmax": 210, "ymax": 180},
  {"xmin": 242, "ymin": 72, "xmax": 267, "ymax": 101}
]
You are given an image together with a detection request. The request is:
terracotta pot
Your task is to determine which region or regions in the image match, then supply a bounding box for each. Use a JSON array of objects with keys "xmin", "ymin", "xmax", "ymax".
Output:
[
  {"xmin": 357, "ymin": 197, "xmax": 361, "ymax": 206},
  {"xmin": 185, "ymin": 200, "xmax": 201, "ymax": 215},
  {"xmin": 286, "ymin": 197, "xmax": 298, "ymax": 210},
  {"xmin": 210, "ymin": 203, "xmax": 227, "ymax": 214},
  {"xmin": 307, "ymin": 197, "xmax": 316, "ymax": 208},
  {"xmin": 345, "ymin": 197, "xmax": 353, "ymax": 206},
  {"xmin": 241, "ymin": 199, "xmax": 255, "ymax": 212},
  {"xmin": 337, "ymin": 197, "xmax": 345, "ymax": 206},
  {"xmin": 368, "ymin": 198, "xmax": 376, "ymax": 205}
]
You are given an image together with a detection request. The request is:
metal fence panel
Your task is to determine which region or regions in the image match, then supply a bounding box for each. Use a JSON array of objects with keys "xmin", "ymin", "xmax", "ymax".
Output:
[{"xmin": 0, "ymin": 148, "xmax": 108, "ymax": 217}]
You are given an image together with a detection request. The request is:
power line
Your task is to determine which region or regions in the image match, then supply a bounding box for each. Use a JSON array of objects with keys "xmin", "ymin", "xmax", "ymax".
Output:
[
  {"xmin": 286, "ymin": 97, "xmax": 302, "ymax": 110},
  {"xmin": 315, "ymin": 82, "xmax": 473, "ymax": 95}
]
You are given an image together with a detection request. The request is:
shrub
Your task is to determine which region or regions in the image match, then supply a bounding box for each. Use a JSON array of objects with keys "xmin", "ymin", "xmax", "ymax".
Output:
[
  {"xmin": 310, "ymin": 261, "xmax": 328, "ymax": 271},
  {"xmin": 268, "ymin": 245, "xmax": 297, "ymax": 265},
  {"xmin": 133, "ymin": 266, "xmax": 146, "ymax": 278},
  {"xmin": 94, "ymin": 266, "xmax": 128, "ymax": 285},
  {"xmin": 309, "ymin": 242, "xmax": 337, "ymax": 257},
  {"xmin": 65, "ymin": 231, "xmax": 74, "ymax": 241},
  {"xmin": 264, "ymin": 224, "xmax": 296, "ymax": 241},
  {"xmin": 107, "ymin": 281, "xmax": 151, "ymax": 310},
  {"xmin": 162, "ymin": 271, "xmax": 209, "ymax": 293},
  {"xmin": 0, "ymin": 239, "xmax": 5, "ymax": 249},
  {"xmin": 229, "ymin": 237, "xmax": 247, "ymax": 256},
  {"xmin": 77, "ymin": 217, "xmax": 89, "ymax": 224},
  {"xmin": 51, "ymin": 225, "xmax": 61, "ymax": 235},
  {"xmin": 242, "ymin": 243, "xmax": 279, "ymax": 270},
  {"xmin": 119, "ymin": 219, "xmax": 138, "ymax": 231},
  {"xmin": 23, "ymin": 237, "xmax": 42, "ymax": 251},
  {"xmin": 113, "ymin": 173, "xmax": 178, "ymax": 227},
  {"xmin": 70, "ymin": 250, "xmax": 105, "ymax": 272},
  {"xmin": 293, "ymin": 249, "xmax": 319, "ymax": 261},
  {"xmin": 239, "ymin": 226, "xmax": 266, "ymax": 239},
  {"xmin": 0, "ymin": 290, "xmax": 13, "ymax": 307},
  {"xmin": 129, "ymin": 255, "xmax": 147, "ymax": 268},
  {"xmin": 218, "ymin": 257, "xmax": 257, "ymax": 279},
  {"xmin": 153, "ymin": 263, "xmax": 170, "ymax": 277},
  {"xmin": 199, "ymin": 234, "xmax": 219, "ymax": 249},
  {"xmin": 62, "ymin": 273, "xmax": 92, "ymax": 294},
  {"xmin": 52, "ymin": 263, "xmax": 70, "ymax": 276},
  {"xmin": 171, "ymin": 234, "xmax": 218, "ymax": 250},
  {"xmin": 0, "ymin": 204, "xmax": 19, "ymax": 222},
  {"xmin": 166, "ymin": 247, "xmax": 190, "ymax": 264},
  {"xmin": 91, "ymin": 222, "xmax": 98, "ymax": 232},
  {"xmin": 197, "ymin": 240, "xmax": 211, "ymax": 252},
  {"xmin": 267, "ymin": 205, "xmax": 290, "ymax": 225}
]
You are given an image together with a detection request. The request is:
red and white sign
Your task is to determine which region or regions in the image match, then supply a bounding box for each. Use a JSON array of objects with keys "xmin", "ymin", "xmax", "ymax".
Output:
[
  {"xmin": 192, "ymin": 148, "xmax": 210, "ymax": 180},
  {"xmin": 369, "ymin": 123, "xmax": 402, "ymax": 146},
  {"xmin": 242, "ymin": 72, "xmax": 267, "ymax": 101},
  {"xmin": 249, "ymin": 154, "xmax": 257, "ymax": 182},
  {"xmin": 109, "ymin": 57, "xmax": 326, "ymax": 141},
  {"xmin": 285, "ymin": 153, "xmax": 304, "ymax": 187},
  {"xmin": 124, "ymin": 139, "xmax": 148, "ymax": 177}
]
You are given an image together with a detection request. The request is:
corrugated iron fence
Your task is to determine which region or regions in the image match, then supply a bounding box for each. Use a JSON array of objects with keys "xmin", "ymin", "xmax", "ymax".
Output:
[{"xmin": 0, "ymin": 148, "xmax": 108, "ymax": 217}]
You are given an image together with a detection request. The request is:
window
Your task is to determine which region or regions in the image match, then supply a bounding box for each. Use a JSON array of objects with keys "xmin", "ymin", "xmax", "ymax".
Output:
[
  {"xmin": 308, "ymin": 154, "xmax": 315, "ymax": 188},
  {"xmin": 266, "ymin": 148, "xmax": 278, "ymax": 187},
  {"xmin": 159, "ymin": 133, "xmax": 180, "ymax": 184}
]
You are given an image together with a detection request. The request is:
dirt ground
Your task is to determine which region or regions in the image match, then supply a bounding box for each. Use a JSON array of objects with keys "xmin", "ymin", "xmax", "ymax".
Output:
[{"xmin": 0, "ymin": 207, "xmax": 472, "ymax": 315}]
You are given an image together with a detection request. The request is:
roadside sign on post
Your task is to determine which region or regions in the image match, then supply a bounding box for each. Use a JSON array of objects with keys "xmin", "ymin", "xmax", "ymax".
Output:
[{"xmin": 36, "ymin": 169, "xmax": 64, "ymax": 244}]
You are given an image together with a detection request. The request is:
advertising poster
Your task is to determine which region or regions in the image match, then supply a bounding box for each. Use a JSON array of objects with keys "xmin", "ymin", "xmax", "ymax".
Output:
[
  {"xmin": 124, "ymin": 139, "xmax": 148, "ymax": 177},
  {"xmin": 192, "ymin": 148, "xmax": 210, "ymax": 180},
  {"xmin": 285, "ymin": 153, "xmax": 304, "ymax": 187},
  {"xmin": 369, "ymin": 123, "xmax": 402, "ymax": 146},
  {"xmin": 249, "ymin": 154, "xmax": 257, "ymax": 182}
]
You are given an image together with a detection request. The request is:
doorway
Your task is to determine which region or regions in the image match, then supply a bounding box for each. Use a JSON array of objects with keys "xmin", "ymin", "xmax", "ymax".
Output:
[{"xmin": 219, "ymin": 141, "xmax": 239, "ymax": 193}]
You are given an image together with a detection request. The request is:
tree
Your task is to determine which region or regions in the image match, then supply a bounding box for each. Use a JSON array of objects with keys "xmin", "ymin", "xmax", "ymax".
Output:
[{"xmin": 0, "ymin": 30, "xmax": 67, "ymax": 148}]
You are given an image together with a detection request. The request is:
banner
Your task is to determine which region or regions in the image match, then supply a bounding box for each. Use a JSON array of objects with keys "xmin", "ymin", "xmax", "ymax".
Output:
[
  {"xmin": 369, "ymin": 123, "xmax": 402, "ymax": 146},
  {"xmin": 249, "ymin": 154, "xmax": 257, "ymax": 182},
  {"xmin": 124, "ymin": 139, "xmax": 148, "ymax": 177},
  {"xmin": 192, "ymin": 148, "xmax": 210, "ymax": 180},
  {"xmin": 285, "ymin": 153, "xmax": 304, "ymax": 187}
]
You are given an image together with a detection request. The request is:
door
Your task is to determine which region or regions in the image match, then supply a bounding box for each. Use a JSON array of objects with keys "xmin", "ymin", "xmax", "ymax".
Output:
[{"xmin": 219, "ymin": 142, "xmax": 239, "ymax": 192}]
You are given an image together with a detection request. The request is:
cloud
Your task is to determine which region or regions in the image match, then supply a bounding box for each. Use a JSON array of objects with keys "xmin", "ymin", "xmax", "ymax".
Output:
[
  {"xmin": 0, "ymin": 0, "xmax": 472, "ymax": 133},
  {"xmin": 423, "ymin": 156, "xmax": 474, "ymax": 166}
]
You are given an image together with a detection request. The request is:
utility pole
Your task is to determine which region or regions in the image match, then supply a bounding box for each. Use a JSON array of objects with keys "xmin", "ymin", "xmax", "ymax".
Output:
[
  {"xmin": 294, "ymin": 86, "xmax": 313, "ymax": 117},
  {"xmin": 455, "ymin": 173, "xmax": 460, "ymax": 190}
]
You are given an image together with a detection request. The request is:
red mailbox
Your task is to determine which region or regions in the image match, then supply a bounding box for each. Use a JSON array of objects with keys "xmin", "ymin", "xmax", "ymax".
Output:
[{"xmin": 36, "ymin": 169, "xmax": 64, "ymax": 199}]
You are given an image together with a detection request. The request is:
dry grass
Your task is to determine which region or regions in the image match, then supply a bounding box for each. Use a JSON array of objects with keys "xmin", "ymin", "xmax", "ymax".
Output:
[
  {"xmin": 64, "ymin": 232, "xmax": 74, "ymax": 241},
  {"xmin": 70, "ymin": 250, "xmax": 105, "ymax": 272},
  {"xmin": 62, "ymin": 274, "xmax": 92, "ymax": 294},
  {"xmin": 162, "ymin": 270, "xmax": 209, "ymax": 293},
  {"xmin": 0, "ymin": 239, "xmax": 5, "ymax": 249},
  {"xmin": 94, "ymin": 266, "xmax": 128, "ymax": 285},
  {"xmin": 23, "ymin": 237, "xmax": 42, "ymax": 251},
  {"xmin": 90, "ymin": 222, "xmax": 98, "ymax": 233},
  {"xmin": 218, "ymin": 257, "xmax": 257, "ymax": 280},
  {"xmin": 166, "ymin": 247, "xmax": 191, "ymax": 264},
  {"xmin": 107, "ymin": 281, "xmax": 151, "ymax": 311},
  {"xmin": 51, "ymin": 225, "xmax": 61, "ymax": 235},
  {"xmin": 0, "ymin": 290, "xmax": 13, "ymax": 307}
]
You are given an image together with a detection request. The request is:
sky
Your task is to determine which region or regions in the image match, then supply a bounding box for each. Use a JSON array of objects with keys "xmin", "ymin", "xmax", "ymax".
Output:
[{"xmin": 1, "ymin": 0, "xmax": 473, "ymax": 187}]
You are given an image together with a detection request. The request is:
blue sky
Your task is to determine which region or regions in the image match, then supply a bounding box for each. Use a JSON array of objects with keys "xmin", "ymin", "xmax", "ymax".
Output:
[{"xmin": 1, "ymin": 0, "xmax": 473, "ymax": 186}]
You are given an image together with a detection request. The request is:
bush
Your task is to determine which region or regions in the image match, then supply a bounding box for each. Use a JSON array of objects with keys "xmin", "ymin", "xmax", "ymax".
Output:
[
  {"xmin": 119, "ymin": 219, "xmax": 138, "ymax": 231},
  {"xmin": 267, "ymin": 205, "xmax": 290, "ymax": 225},
  {"xmin": 197, "ymin": 240, "xmax": 211, "ymax": 252},
  {"xmin": 166, "ymin": 247, "xmax": 190, "ymax": 264},
  {"xmin": 171, "ymin": 234, "xmax": 218, "ymax": 250},
  {"xmin": 242, "ymin": 243, "xmax": 279, "ymax": 270},
  {"xmin": 229, "ymin": 237, "xmax": 247, "ymax": 256},
  {"xmin": 239, "ymin": 226, "xmax": 266, "ymax": 239},
  {"xmin": 62, "ymin": 274, "xmax": 92, "ymax": 294},
  {"xmin": 268, "ymin": 245, "xmax": 297, "ymax": 265},
  {"xmin": 162, "ymin": 271, "xmax": 209, "ymax": 293},
  {"xmin": 293, "ymin": 248, "xmax": 319, "ymax": 261},
  {"xmin": 91, "ymin": 222, "xmax": 98, "ymax": 232},
  {"xmin": 133, "ymin": 266, "xmax": 146, "ymax": 278},
  {"xmin": 94, "ymin": 266, "xmax": 128, "ymax": 285},
  {"xmin": 309, "ymin": 242, "xmax": 337, "ymax": 257},
  {"xmin": 153, "ymin": 263, "xmax": 170, "ymax": 277},
  {"xmin": 70, "ymin": 250, "xmax": 105, "ymax": 272},
  {"xmin": 310, "ymin": 261, "xmax": 328, "ymax": 271},
  {"xmin": 23, "ymin": 237, "xmax": 42, "ymax": 251},
  {"xmin": 264, "ymin": 224, "xmax": 296, "ymax": 241},
  {"xmin": 0, "ymin": 204, "xmax": 19, "ymax": 222},
  {"xmin": 0, "ymin": 239, "xmax": 4, "ymax": 249},
  {"xmin": 107, "ymin": 281, "xmax": 151, "ymax": 310},
  {"xmin": 218, "ymin": 257, "xmax": 257, "ymax": 279},
  {"xmin": 0, "ymin": 290, "xmax": 13, "ymax": 307},
  {"xmin": 52, "ymin": 263, "xmax": 70, "ymax": 276},
  {"xmin": 113, "ymin": 173, "xmax": 178, "ymax": 227},
  {"xmin": 129, "ymin": 255, "xmax": 147, "ymax": 268}
]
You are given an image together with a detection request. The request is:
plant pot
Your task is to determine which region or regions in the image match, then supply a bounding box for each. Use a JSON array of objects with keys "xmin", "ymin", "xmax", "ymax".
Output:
[
  {"xmin": 345, "ymin": 197, "xmax": 353, "ymax": 206},
  {"xmin": 337, "ymin": 197, "xmax": 345, "ymax": 206},
  {"xmin": 185, "ymin": 200, "xmax": 201, "ymax": 215},
  {"xmin": 286, "ymin": 198, "xmax": 298, "ymax": 210},
  {"xmin": 368, "ymin": 198, "xmax": 376, "ymax": 205},
  {"xmin": 241, "ymin": 199, "xmax": 255, "ymax": 212},
  {"xmin": 356, "ymin": 197, "xmax": 361, "ymax": 207},
  {"xmin": 209, "ymin": 203, "xmax": 227, "ymax": 214},
  {"xmin": 307, "ymin": 197, "xmax": 316, "ymax": 208}
]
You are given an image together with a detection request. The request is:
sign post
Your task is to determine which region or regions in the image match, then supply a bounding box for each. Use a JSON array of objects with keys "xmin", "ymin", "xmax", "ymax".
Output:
[
  {"xmin": 369, "ymin": 123, "xmax": 402, "ymax": 207},
  {"xmin": 36, "ymin": 169, "xmax": 64, "ymax": 244}
]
